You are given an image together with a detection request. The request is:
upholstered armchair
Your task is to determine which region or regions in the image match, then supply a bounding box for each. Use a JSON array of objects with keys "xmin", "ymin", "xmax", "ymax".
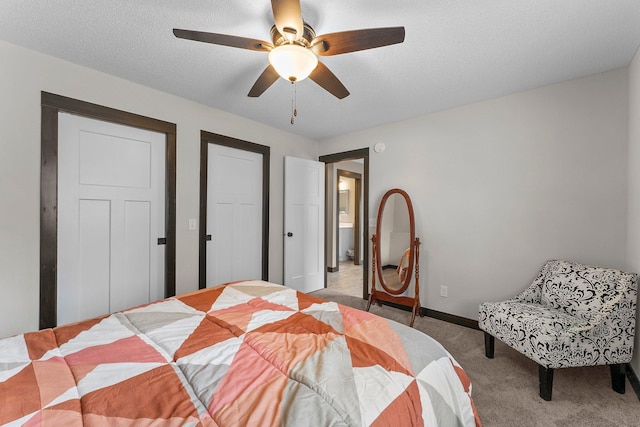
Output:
[{"xmin": 478, "ymin": 260, "xmax": 638, "ymax": 401}]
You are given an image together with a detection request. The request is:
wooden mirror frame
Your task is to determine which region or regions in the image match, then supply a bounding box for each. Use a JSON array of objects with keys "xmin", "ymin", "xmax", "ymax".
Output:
[
  {"xmin": 376, "ymin": 189, "xmax": 415, "ymax": 294},
  {"xmin": 367, "ymin": 188, "xmax": 421, "ymax": 327}
]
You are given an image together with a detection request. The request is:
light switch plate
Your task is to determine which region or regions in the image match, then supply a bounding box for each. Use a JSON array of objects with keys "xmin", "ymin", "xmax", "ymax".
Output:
[{"xmin": 188, "ymin": 218, "xmax": 197, "ymax": 231}]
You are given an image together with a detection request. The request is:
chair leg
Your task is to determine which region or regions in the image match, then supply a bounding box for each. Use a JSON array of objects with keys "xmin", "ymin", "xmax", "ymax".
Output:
[
  {"xmin": 539, "ymin": 365, "xmax": 553, "ymax": 401},
  {"xmin": 484, "ymin": 332, "xmax": 494, "ymax": 359},
  {"xmin": 610, "ymin": 363, "xmax": 626, "ymax": 394}
]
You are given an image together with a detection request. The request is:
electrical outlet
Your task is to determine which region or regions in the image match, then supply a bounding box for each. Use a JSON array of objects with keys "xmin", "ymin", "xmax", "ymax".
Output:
[{"xmin": 440, "ymin": 286, "xmax": 448, "ymax": 298}]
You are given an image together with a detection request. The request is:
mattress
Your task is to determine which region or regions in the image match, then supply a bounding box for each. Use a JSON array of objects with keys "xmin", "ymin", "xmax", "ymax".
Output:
[{"xmin": 0, "ymin": 280, "xmax": 481, "ymax": 426}]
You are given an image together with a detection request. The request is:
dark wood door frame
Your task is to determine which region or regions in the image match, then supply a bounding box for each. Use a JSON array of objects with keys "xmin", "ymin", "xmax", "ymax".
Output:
[
  {"xmin": 319, "ymin": 148, "xmax": 369, "ymax": 300},
  {"xmin": 199, "ymin": 131, "xmax": 270, "ymax": 289},
  {"xmin": 40, "ymin": 92, "xmax": 177, "ymax": 329},
  {"xmin": 336, "ymin": 169, "xmax": 362, "ymax": 269}
]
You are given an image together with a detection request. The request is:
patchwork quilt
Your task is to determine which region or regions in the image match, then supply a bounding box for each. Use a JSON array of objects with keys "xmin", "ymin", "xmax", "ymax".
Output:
[{"xmin": 0, "ymin": 281, "xmax": 481, "ymax": 426}]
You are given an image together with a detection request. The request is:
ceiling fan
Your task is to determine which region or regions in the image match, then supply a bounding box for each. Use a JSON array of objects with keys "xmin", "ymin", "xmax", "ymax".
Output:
[{"xmin": 173, "ymin": 0, "xmax": 405, "ymax": 99}]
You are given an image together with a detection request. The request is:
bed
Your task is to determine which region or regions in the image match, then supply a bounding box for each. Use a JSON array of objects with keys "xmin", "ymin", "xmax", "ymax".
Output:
[{"xmin": 0, "ymin": 280, "xmax": 481, "ymax": 426}]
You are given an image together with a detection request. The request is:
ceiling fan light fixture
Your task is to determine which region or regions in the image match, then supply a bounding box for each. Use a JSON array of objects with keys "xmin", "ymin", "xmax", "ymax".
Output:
[{"xmin": 268, "ymin": 44, "xmax": 318, "ymax": 82}]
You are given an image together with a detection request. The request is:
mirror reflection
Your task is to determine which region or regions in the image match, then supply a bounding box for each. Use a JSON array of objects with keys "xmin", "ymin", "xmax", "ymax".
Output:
[
  {"xmin": 338, "ymin": 189, "xmax": 349, "ymax": 214},
  {"xmin": 379, "ymin": 193, "xmax": 411, "ymax": 291}
]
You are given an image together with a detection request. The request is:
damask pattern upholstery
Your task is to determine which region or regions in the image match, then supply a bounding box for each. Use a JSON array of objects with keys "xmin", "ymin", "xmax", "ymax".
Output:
[{"xmin": 478, "ymin": 260, "xmax": 637, "ymax": 399}]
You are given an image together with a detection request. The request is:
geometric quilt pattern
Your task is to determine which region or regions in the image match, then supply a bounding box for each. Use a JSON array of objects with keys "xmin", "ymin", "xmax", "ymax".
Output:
[{"xmin": 0, "ymin": 280, "xmax": 481, "ymax": 426}]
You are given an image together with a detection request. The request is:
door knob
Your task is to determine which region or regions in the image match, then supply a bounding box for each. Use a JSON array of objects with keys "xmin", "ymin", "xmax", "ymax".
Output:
[{"xmin": 286, "ymin": 232, "xmax": 293, "ymax": 237}]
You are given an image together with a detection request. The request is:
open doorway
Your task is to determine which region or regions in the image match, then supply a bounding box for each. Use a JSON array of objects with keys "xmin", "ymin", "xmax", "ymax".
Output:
[
  {"xmin": 336, "ymin": 170, "xmax": 362, "ymax": 268},
  {"xmin": 319, "ymin": 149, "xmax": 369, "ymax": 300},
  {"xmin": 331, "ymin": 169, "xmax": 362, "ymax": 297}
]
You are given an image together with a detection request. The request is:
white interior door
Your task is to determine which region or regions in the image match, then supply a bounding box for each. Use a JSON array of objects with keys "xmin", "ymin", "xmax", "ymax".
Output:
[
  {"xmin": 206, "ymin": 144, "xmax": 262, "ymax": 286},
  {"xmin": 284, "ymin": 156, "xmax": 325, "ymax": 293},
  {"xmin": 57, "ymin": 113, "xmax": 165, "ymax": 325}
]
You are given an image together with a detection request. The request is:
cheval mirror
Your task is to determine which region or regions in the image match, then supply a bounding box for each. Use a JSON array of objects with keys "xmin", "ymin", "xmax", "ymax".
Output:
[{"xmin": 367, "ymin": 188, "xmax": 421, "ymax": 327}]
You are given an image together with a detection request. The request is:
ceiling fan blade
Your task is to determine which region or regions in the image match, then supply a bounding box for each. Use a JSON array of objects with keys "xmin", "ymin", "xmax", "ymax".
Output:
[
  {"xmin": 271, "ymin": 0, "xmax": 304, "ymax": 40},
  {"xmin": 248, "ymin": 65, "xmax": 280, "ymax": 97},
  {"xmin": 311, "ymin": 27, "xmax": 405, "ymax": 56},
  {"xmin": 308, "ymin": 61, "xmax": 350, "ymax": 99},
  {"xmin": 173, "ymin": 29, "xmax": 272, "ymax": 52}
]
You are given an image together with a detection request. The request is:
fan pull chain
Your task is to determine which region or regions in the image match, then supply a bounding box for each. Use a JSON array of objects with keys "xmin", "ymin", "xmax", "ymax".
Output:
[{"xmin": 290, "ymin": 81, "xmax": 298, "ymax": 125}]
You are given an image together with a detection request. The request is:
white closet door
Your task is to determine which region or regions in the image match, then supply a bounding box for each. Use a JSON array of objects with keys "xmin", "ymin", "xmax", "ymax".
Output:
[
  {"xmin": 57, "ymin": 113, "xmax": 165, "ymax": 325},
  {"xmin": 283, "ymin": 156, "xmax": 325, "ymax": 293},
  {"xmin": 206, "ymin": 144, "xmax": 262, "ymax": 286}
]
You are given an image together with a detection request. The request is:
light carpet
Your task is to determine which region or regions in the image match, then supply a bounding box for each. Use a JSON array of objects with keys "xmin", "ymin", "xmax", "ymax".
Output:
[{"xmin": 310, "ymin": 288, "xmax": 640, "ymax": 427}]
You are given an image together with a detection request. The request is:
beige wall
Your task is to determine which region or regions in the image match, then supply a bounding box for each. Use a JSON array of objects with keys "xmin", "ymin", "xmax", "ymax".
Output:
[
  {"xmin": 2, "ymin": 38, "xmax": 638, "ymax": 366},
  {"xmin": 0, "ymin": 41, "xmax": 317, "ymax": 338},
  {"xmin": 627, "ymin": 46, "xmax": 640, "ymax": 376},
  {"xmin": 319, "ymin": 68, "xmax": 630, "ymax": 321}
]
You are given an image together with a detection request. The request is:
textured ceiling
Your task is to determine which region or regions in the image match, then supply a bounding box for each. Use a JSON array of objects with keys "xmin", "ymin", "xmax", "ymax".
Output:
[{"xmin": 2, "ymin": 0, "xmax": 640, "ymax": 140}]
